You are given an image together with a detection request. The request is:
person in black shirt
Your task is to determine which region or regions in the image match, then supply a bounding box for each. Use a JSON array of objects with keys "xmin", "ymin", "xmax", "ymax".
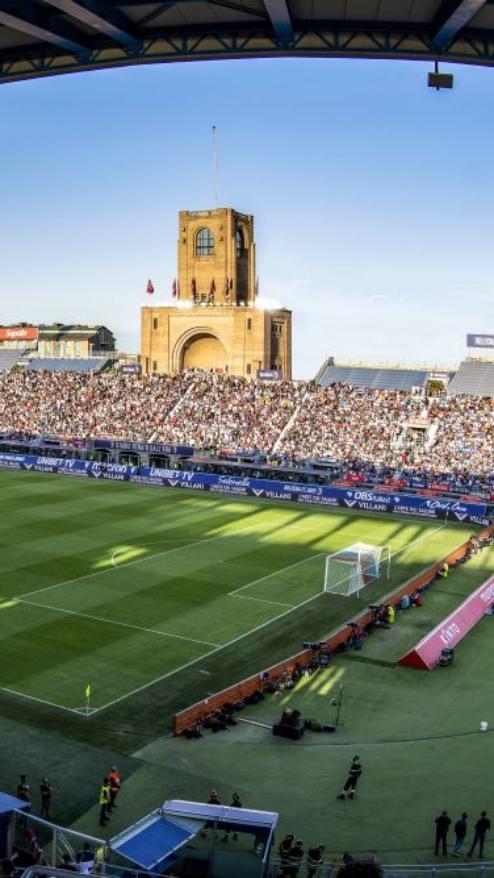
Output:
[
  {"xmin": 307, "ymin": 844, "xmax": 325, "ymax": 877},
  {"xmin": 453, "ymin": 813, "xmax": 468, "ymax": 856},
  {"xmin": 434, "ymin": 811, "xmax": 451, "ymax": 855},
  {"xmin": 468, "ymin": 812, "xmax": 491, "ymax": 858},
  {"xmin": 17, "ymin": 775, "xmax": 31, "ymax": 809},
  {"xmin": 221, "ymin": 792, "xmax": 242, "ymax": 843},
  {"xmin": 17, "ymin": 775, "xmax": 31, "ymax": 828},
  {"xmin": 40, "ymin": 778, "xmax": 53, "ymax": 820},
  {"xmin": 278, "ymin": 833, "xmax": 295, "ymax": 861},
  {"xmin": 287, "ymin": 839, "xmax": 304, "ymax": 876},
  {"xmin": 201, "ymin": 790, "xmax": 221, "ymax": 838},
  {"xmin": 338, "ymin": 757, "xmax": 362, "ymax": 800}
]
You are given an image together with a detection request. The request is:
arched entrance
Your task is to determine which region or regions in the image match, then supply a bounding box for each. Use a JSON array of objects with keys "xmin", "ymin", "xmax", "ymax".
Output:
[{"xmin": 178, "ymin": 331, "xmax": 227, "ymax": 372}]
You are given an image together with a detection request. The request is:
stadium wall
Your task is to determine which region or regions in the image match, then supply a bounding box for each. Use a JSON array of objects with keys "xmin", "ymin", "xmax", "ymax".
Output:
[
  {"xmin": 0, "ymin": 453, "xmax": 489, "ymax": 526},
  {"xmin": 399, "ymin": 573, "xmax": 494, "ymax": 670},
  {"xmin": 171, "ymin": 526, "xmax": 493, "ymax": 734}
]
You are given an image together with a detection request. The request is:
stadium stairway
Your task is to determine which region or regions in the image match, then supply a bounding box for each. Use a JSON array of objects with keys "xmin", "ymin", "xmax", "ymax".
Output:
[
  {"xmin": 156, "ymin": 375, "xmax": 198, "ymax": 439},
  {"xmin": 270, "ymin": 389, "xmax": 310, "ymax": 454}
]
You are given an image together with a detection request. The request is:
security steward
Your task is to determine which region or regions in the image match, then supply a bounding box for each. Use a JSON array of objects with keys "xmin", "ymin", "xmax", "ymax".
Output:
[
  {"xmin": 278, "ymin": 833, "xmax": 294, "ymax": 874},
  {"xmin": 307, "ymin": 844, "xmax": 325, "ymax": 877},
  {"xmin": 337, "ymin": 756, "xmax": 362, "ymax": 800},
  {"xmin": 99, "ymin": 778, "xmax": 111, "ymax": 826},
  {"xmin": 107, "ymin": 767, "xmax": 121, "ymax": 812},
  {"xmin": 287, "ymin": 839, "xmax": 304, "ymax": 876},
  {"xmin": 278, "ymin": 833, "xmax": 294, "ymax": 860}
]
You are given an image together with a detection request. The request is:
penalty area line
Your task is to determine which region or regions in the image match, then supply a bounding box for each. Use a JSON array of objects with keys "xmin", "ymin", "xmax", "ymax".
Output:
[
  {"xmin": 1, "ymin": 521, "xmax": 460, "ymax": 719},
  {"xmin": 16, "ymin": 598, "xmax": 219, "ymax": 648},
  {"xmin": 13, "ymin": 517, "xmax": 283, "ymax": 602},
  {"xmin": 228, "ymin": 553, "xmax": 326, "ymax": 596},
  {"xmin": 231, "ymin": 594, "xmax": 294, "ymax": 608},
  {"xmin": 85, "ymin": 586, "xmax": 328, "ymax": 716}
]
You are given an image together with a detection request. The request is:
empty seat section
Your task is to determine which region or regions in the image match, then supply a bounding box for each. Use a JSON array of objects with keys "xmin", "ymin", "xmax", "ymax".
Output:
[
  {"xmin": 26, "ymin": 358, "xmax": 109, "ymax": 373},
  {"xmin": 448, "ymin": 361, "xmax": 494, "ymax": 396},
  {"xmin": 0, "ymin": 349, "xmax": 26, "ymax": 371},
  {"xmin": 319, "ymin": 365, "xmax": 428, "ymax": 391}
]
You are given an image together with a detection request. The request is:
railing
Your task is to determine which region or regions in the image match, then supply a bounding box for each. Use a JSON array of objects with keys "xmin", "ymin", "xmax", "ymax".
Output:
[
  {"xmin": 268, "ymin": 862, "xmax": 494, "ymax": 878},
  {"xmin": 18, "ymin": 859, "xmax": 494, "ymax": 878},
  {"xmin": 19, "ymin": 865, "xmax": 172, "ymax": 878}
]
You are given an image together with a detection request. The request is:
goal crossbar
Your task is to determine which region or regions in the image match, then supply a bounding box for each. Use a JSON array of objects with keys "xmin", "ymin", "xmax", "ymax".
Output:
[{"xmin": 323, "ymin": 542, "xmax": 390, "ymax": 597}]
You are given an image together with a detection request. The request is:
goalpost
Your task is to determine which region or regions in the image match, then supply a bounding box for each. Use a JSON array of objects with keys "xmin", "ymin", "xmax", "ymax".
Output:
[{"xmin": 323, "ymin": 542, "xmax": 391, "ymax": 597}]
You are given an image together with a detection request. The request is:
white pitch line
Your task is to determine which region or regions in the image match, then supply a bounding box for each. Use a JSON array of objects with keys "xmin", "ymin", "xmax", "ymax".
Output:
[
  {"xmin": 231, "ymin": 594, "xmax": 294, "ymax": 608},
  {"xmin": 84, "ymin": 585, "xmax": 327, "ymax": 716},
  {"xmin": 13, "ymin": 517, "xmax": 284, "ymax": 602},
  {"xmin": 387, "ymin": 520, "xmax": 448, "ymax": 561},
  {"xmin": 0, "ymin": 685, "xmax": 81, "ymax": 716},
  {"xmin": 16, "ymin": 598, "xmax": 219, "ymax": 648},
  {"xmin": 228, "ymin": 553, "xmax": 326, "ymax": 596},
  {"xmin": 4, "ymin": 516, "xmax": 454, "ymax": 716},
  {"xmin": 90, "ymin": 519, "xmax": 453, "ymax": 715}
]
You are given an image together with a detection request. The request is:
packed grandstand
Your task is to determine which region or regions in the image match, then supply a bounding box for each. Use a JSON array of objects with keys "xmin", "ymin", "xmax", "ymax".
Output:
[{"xmin": 1, "ymin": 367, "xmax": 493, "ymax": 492}]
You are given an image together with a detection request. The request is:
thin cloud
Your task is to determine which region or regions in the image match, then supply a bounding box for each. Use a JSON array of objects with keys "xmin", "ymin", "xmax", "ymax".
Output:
[{"xmin": 366, "ymin": 291, "xmax": 409, "ymax": 305}]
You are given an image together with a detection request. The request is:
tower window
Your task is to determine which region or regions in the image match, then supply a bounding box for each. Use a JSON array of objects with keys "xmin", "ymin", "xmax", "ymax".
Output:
[
  {"xmin": 236, "ymin": 227, "xmax": 244, "ymax": 256},
  {"xmin": 247, "ymin": 318, "xmax": 252, "ymax": 331},
  {"xmin": 246, "ymin": 363, "xmax": 251, "ymax": 375},
  {"xmin": 153, "ymin": 318, "xmax": 158, "ymax": 330},
  {"xmin": 196, "ymin": 227, "xmax": 214, "ymax": 257}
]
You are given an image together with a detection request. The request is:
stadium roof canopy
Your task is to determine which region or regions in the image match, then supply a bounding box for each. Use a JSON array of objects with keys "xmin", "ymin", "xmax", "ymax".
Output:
[{"xmin": 1, "ymin": 0, "xmax": 494, "ymax": 84}]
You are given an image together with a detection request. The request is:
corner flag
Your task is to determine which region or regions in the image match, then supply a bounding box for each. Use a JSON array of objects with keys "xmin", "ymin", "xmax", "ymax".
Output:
[{"xmin": 85, "ymin": 684, "xmax": 91, "ymax": 699}]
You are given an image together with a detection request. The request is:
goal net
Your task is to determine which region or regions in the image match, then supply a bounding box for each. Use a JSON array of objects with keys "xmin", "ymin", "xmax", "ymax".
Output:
[{"xmin": 323, "ymin": 542, "xmax": 386, "ymax": 597}]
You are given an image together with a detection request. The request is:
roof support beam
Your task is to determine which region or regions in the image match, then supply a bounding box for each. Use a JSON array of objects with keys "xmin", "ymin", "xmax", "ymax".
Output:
[
  {"xmin": 262, "ymin": 0, "xmax": 293, "ymax": 42},
  {"xmin": 0, "ymin": 0, "xmax": 87, "ymax": 53},
  {"xmin": 42, "ymin": 0, "xmax": 140, "ymax": 51},
  {"xmin": 432, "ymin": 0, "xmax": 487, "ymax": 48}
]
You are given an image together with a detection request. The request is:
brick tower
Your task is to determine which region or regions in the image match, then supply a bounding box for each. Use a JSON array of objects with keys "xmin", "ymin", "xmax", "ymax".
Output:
[{"xmin": 140, "ymin": 208, "xmax": 292, "ymax": 378}]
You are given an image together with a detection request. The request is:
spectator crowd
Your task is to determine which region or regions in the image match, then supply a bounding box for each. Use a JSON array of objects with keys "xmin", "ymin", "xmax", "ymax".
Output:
[
  {"xmin": 1, "ymin": 369, "xmax": 494, "ymax": 487},
  {"xmin": 155, "ymin": 370, "xmax": 305, "ymax": 450}
]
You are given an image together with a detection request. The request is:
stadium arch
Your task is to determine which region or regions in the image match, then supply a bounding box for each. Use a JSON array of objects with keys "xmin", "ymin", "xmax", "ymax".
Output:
[
  {"xmin": 1, "ymin": 0, "xmax": 494, "ymax": 85},
  {"xmin": 172, "ymin": 326, "xmax": 228, "ymax": 372}
]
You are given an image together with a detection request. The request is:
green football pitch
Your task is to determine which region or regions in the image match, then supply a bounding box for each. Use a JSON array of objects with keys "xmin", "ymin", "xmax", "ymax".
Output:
[
  {"xmin": 0, "ymin": 468, "xmax": 476, "ymax": 715},
  {"xmin": 3, "ymin": 468, "xmax": 494, "ymax": 863}
]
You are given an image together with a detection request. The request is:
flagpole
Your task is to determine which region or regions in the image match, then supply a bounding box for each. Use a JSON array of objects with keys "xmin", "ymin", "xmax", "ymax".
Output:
[{"xmin": 212, "ymin": 125, "xmax": 219, "ymax": 208}]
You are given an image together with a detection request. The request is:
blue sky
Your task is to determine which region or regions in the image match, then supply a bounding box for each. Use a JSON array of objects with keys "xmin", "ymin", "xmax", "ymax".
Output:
[{"xmin": 1, "ymin": 57, "xmax": 494, "ymax": 378}]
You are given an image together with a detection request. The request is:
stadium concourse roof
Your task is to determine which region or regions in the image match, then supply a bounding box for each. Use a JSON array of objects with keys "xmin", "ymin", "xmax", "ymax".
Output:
[{"xmin": 2, "ymin": 0, "xmax": 494, "ymax": 84}]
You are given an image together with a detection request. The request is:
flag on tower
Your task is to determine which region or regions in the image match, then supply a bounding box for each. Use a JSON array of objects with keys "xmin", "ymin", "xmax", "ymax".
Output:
[{"xmin": 146, "ymin": 279, "xmax": 154, "ymax": 295}]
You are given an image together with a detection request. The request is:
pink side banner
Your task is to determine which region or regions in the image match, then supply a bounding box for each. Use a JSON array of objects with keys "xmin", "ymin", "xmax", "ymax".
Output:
[{"xmin": 399, "ymin": 574, "xmax": 494, "ymax": 670}]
